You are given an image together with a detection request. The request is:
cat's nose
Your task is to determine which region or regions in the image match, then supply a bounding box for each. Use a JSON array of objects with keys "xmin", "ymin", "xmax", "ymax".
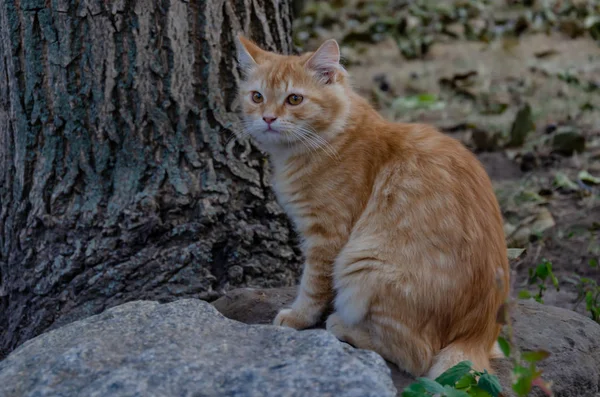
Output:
[{"xmin": 263, "ymin": 117, "xmax": 277, "ymax": 125}]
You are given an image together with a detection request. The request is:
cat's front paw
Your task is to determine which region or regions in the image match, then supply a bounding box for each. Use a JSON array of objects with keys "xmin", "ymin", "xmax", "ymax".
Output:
[{"xmin": 273, "ymin": 308, "xmax": 314, "ymax": 329}]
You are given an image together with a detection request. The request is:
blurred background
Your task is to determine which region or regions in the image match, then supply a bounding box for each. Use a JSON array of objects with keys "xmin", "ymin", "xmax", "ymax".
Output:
[{"xmin": 293, "ymin": 0, "xmax": 600, "ymax": 316}]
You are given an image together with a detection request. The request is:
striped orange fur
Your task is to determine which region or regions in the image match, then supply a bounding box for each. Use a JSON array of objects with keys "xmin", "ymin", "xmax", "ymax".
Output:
[{"xmin": 235, "ymin": 35, "xmax": 509, "ymax": 378}]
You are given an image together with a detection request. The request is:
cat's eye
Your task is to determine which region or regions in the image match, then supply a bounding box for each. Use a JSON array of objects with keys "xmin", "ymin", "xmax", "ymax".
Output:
[
  {"xmin": 251, "ymin": 91, "xmax": 263, "ymax": 103},
  {"xmin": 287, "ymin": 94, "xmax": 303, "ymax": 106}
]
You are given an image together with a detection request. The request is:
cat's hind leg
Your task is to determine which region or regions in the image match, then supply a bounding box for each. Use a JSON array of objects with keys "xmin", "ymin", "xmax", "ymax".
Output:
[
  {"xmin": 325, "ymin": 312, "xmax": 374, "ymax": 350},
  {"xmin": 331, "ymin": 264, "xmax": 435, "ymax": 375},
  {"xmin": 326, "ymin": 310, "xmax": 434, "ymax": 377},
  {"xmin": 426, "ymin": 342, "xmax": 493, "ymax": 380},
  {"xmin": 368, "ymin": 313, "xmax": 435, "ymax": 376},
  {"xmin": 331, "ymin": 218, "xmax": 437, "ymax": 376}
]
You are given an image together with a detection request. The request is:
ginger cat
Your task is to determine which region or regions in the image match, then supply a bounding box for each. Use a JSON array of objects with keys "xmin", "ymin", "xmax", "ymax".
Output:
[{"xmin": 235, "ymin": 34, "xmax": 509, "ymax": 379}]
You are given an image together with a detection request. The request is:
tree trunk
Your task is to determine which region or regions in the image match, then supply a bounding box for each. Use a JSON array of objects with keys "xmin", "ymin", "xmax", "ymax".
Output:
[{"xmin": 0, "ymin": 0, "xmax": 300, "ymax": 359}]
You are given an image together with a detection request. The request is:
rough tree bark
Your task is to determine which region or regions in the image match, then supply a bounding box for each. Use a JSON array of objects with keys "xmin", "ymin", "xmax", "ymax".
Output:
[{"xmin": 0, "ymin": 0, "xmax": 301, "ymax": 359}]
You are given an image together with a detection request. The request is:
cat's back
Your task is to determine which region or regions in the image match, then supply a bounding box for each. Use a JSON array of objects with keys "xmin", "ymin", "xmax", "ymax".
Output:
[
  {"xmin": 369, "ymin": 121, "xmax": 506, "ymax": 264},
  {"xmin": 380, "ymin": 122, "xmax": 496, "ymax": 198}
]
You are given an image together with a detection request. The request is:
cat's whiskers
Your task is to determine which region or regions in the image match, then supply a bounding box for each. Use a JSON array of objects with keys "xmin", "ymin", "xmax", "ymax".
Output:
[
  {"xmin": 228, "ymin": 119, "xmax": 339, "ymax": 163},
  {"xmin": 277, "ymin": 122, "xmax": 314, "ymax": 150},
  {"xmin": 278, "ymin": 121, "xmax": 328, "ymax": 156},
  {"xmin": 295, "ymin": 124, "xmax": 338, "ymax": 155},
  {"xmin": 225, "ymin": 129, "xmax": 251, "ymax": 146},
  {"xmin": 225, "ymin": 120, "xmax": 259, "ymax": 146},
  {"xmin": 295, "ymin": 129, "xmax": 325, "ymax": 156},
  {"xmin": 282, "ymin": 125, "xmax": 320, "ymax": 161},
  {"xmin": 294, "ymin": 125, "xmax": 340, "ymax": 161},
  {"xmin": 291, "ymin": 127, "xmax": 320, "ymax": 153}
]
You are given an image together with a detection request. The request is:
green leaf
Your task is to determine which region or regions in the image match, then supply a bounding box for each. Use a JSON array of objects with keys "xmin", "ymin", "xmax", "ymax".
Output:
[
  {"xmin": 416, "ymin": 93, "xmax": 438, "ymax": 103},
  {"xmin": 512, "ymin": 374, "xmax": 533, "ymax": 396},
  {"xmin": 511, "ymin": 364, "xmax": 529, "ymax": 376},
  {"xmin": 589, "ymin": 258, "xmax": 598, "ymax": 268},
  {"xmin": 435, "ymin": 360, "xmax": 473, "ymax": 386},
  {"xmin": 468, "ymin": 385, "xmax": 495, "ymax": 397},
  {"xmin": 518, "ymin": 290, "xmax": 531, "ymax": 299},
  {"xmin": 535, "ymin": 261, "xmax": 551, "ymax": 280},
  {"xmin": 402, "ymin": 382, "xmax": 429, "ymax": 397},
  {"xmin": 554, "ymin": 172, "xmax": 579, "ymax": 191},
  {"xmin": 521, "ymin": 350, "xmax": 550, "ymax": 363},
  {"xmin": 515, "ymin": 190, "xmax": 547, "ymax": 204},
  {"xmin": 507, "ymin": 248, "xmax": 525, "ymax": 260},
  {"xmin": 391, "ymin": 94, "xmax": 445, "ymax": 111},
  {"xmin": 578, "ymin": 170, "xmax": 600, "ymax": 185},
  {"xmin": 497, "ymin": 337, "xmax": 511, "ymax": 357},
  {"xmin": 508, "ymin": 103, "xmax": 534, "ymax": 147},
  {"xmin": 550, "ymin": 272, "xmax": 560, "ymax": 290},
  {"xmin": 417, "ymin": 377, "xmax": 446, "ymax": 394},
  {"xmin": 477, "ymin": 372, "xmax": 502, "ymax": 397},
  {"xmin": 591, "ymin": 307, "xmax": 599, "ymax": 322},
  {"xmin": 580, "ymin": 277, "xmax": 594, "ymax": 284},
  {"xmin": 527, "ymin": 266, "xmax": 536, "ymax": 281},
  {"xmin": 455, "ymin": 373, "xmax": 477, "ymax": 389},
  {"xmin": 585, "ymin": 290, "xmax": 595, "ymax": 309},
  {"xmin": 552, "ymin": 129, "xmax": 585, "ymax": 155},
  {"xmin": 442, "ymin": 385, "xmax": 470, "ymax": 397}
]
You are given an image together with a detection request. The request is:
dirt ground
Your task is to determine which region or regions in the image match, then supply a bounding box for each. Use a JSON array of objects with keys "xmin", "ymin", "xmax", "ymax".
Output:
[{"xmin": 294, "ymin": 0, "xmax": 600, "ymax": 318}]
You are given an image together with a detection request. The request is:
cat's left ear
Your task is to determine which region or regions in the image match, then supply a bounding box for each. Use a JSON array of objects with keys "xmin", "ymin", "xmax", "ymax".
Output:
[
  {"xmin": 305, "ymin": 39, "xmax": 344, "ymax": 84},
  {"xmin": 236, "ymin": 34, "xmax": 268, "ymax": 75}
]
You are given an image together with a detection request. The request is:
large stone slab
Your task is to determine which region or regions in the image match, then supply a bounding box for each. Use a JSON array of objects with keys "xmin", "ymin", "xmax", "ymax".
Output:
[
  {"xmin": 0, "ymin": 299, "xmax": 397, "ymax": 397},
  {"xmin": 213, "ymin": 287, "xmax": 600, "ymax": 397}
]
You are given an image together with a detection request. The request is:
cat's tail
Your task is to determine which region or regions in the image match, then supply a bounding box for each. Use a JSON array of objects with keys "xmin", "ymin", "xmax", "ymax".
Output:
[{"xmin": 426, "ymin": 341, "xmax": 501, "ymax": 379}]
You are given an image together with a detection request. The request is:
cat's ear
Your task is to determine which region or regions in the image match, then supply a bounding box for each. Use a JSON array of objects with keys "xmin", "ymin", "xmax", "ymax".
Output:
[
  {"xmin": 305, "ymin": 39, "xmax": 344, "ymax": 84},
  {"xmin": 236, "ymin": 34, "xmax": 267, "ymax": 74}
]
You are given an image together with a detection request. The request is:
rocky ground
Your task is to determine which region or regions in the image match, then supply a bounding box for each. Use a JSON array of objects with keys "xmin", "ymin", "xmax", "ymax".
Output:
[
  {"xmin": 294, "ymin": 0, "xmax": 600, "ymax": 321},
  {"xmin": 0, "ymin": 298, "xmax": 398, "ymax": 397},
  {"xmin": 4, "ymin": 288, "xmax": 598, "ymax": 396}
]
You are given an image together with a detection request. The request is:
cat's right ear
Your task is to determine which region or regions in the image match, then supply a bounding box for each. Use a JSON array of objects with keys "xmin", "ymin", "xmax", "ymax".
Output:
[
  {"xmin": 305, "ymin": 39, "xmax": 345, "ymax": 84},
  {"xmin": 236, "ymin": 34, "xmax": 264, "ymax": 75}
]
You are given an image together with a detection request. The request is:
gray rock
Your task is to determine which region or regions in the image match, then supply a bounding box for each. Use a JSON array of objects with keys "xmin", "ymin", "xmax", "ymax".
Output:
[
  {"xmin": 494, "ymin": 300, "xmax": 600, "ymax": 397},
  {"xmin": 214, "ymin": 287, "xmax": 600, "ymax": 397},
  {"xmin": 0, "ymin": 299, "xmax": 397, "ymax": 397}
]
